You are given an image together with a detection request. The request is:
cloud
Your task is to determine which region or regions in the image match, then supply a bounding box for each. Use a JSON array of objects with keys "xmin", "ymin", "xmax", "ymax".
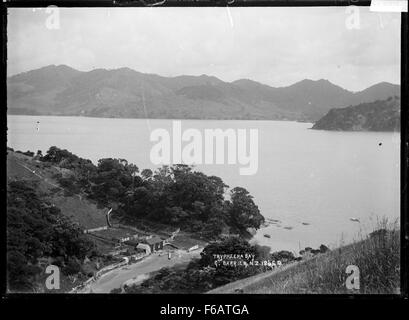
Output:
[{"xmin": 7, "ymin": 6, "xmax": 400, "ymax": 91}]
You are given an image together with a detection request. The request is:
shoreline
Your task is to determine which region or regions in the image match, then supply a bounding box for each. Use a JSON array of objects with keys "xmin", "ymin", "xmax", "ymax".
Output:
[{"xmin": 7, "ymin": 113, "xmax": 313, "ymax": 124}]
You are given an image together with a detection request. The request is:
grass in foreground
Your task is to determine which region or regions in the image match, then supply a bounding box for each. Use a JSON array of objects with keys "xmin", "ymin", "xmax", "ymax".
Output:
[{"xmin": 211, "ymin": 220, "xmax": 400, "ymax": 294}]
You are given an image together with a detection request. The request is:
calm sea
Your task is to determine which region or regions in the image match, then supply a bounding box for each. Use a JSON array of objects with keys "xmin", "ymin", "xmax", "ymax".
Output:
[{"xmin": 7, "ymin": 115, "xmax": 400, "ymax": 253}]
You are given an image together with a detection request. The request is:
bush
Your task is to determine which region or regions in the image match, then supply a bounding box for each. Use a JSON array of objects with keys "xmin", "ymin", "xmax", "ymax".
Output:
[
  {"xmin": 271, "ymin": 250, "xmax": 295, "ymax": 262},
  {"xmin": 319, "ymin": 244, "xmax": 330, "ymax": 253},
  {"xmin": 63, "ymin": 258, "xmax": 82, "ymax": 275},
  {"xmin": 7, "ymin": 181, "xmax": 95, "ymax": 291}
]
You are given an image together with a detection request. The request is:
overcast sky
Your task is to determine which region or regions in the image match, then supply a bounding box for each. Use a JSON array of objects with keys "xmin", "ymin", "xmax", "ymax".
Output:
[{"xmin": 7, "ymin": 7, "xmax": 400, "ymax": 92}]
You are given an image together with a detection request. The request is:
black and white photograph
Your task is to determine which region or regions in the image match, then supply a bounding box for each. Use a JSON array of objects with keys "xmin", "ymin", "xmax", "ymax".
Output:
[{"xmin": 4, "ymin": 2, "xmax": 406, "ymax": 298}]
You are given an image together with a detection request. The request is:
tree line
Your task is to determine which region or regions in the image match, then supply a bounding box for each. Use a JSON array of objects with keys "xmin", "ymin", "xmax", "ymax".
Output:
[{"xmin": 41, "ymin": 146, "xmax": 265, "ymax": 239}]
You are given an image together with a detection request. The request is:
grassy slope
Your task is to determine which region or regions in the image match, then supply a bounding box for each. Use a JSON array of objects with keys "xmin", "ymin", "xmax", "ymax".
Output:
[
  {"xmin": 209, "ymin": 230, "xmax": 400, "ymax": 294},
  {"xmin": 7, "ymin": 151, "xmax": 107, "ymax": 229}
]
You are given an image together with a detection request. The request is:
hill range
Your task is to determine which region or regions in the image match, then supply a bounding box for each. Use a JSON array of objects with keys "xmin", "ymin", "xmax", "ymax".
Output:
[
  {"xmin": 312, "ymin": 96, "xmax": 400, "ymax": 132},
  {"xmin": 7, "ymin": 65, "xmax": 400, "ymax": 122}
]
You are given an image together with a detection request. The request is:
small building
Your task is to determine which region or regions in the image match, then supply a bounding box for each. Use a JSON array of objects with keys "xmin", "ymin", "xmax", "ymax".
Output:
[
  {"xmin": 83, "ymin": 226, "xmax": 108, "ymax": 234},
  {"xmin": 136, "ymin": 243, "xmax": 151, "ymax": 255},
  {"xmin": 119, "ymin": 236, "xmax": 131, "ymax": 243},
  {"xmin": 144, "ymin": 236, "xmax": 164, "ymax": 253},
  {"xmin": 124, "ymin": 239, "xmax": 139, "ymax": 248}
]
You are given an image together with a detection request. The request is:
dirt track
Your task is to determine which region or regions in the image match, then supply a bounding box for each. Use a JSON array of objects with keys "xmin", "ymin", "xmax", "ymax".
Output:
[{"xmin": 81, "ymin": 249, "xmax": 202, "ymax": 293}]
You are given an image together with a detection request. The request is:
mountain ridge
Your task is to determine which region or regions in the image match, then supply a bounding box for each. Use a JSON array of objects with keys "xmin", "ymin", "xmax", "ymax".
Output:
[{"xmin": 7, "ymin": 65, "xmax": 400, "ymax": 121}]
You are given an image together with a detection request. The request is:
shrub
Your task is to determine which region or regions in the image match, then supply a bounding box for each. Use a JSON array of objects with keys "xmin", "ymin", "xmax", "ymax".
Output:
[{"xmin": 64, "ymin": 258, "xmax": 82, "ymax": 275}]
